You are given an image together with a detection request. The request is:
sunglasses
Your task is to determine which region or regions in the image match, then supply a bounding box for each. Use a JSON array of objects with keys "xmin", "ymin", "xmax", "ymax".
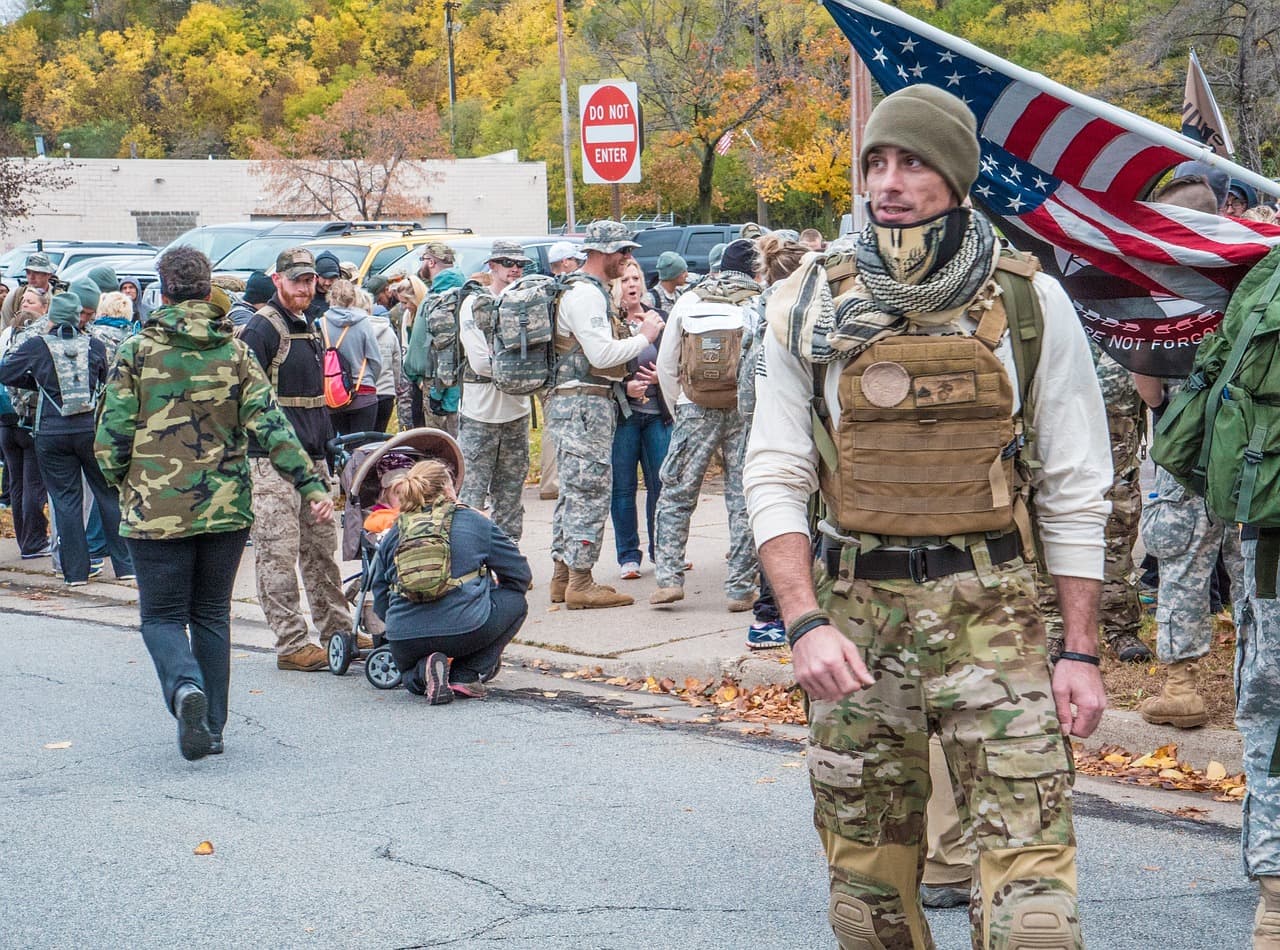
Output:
[{"xmin": 490, "ymin": 258, "xmax": 526, "ymax": 268}]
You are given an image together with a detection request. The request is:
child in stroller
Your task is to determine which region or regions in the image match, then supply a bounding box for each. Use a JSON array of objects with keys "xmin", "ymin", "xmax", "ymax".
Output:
[{"xmin": 327, "ymin": 427, "xmax": 466, "ymax": 689}]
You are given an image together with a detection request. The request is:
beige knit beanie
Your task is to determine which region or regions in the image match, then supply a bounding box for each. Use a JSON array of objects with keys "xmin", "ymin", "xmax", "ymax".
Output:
[{"xmin": 860, "ymin": 85, "xmax": 981, "ymax": 202}]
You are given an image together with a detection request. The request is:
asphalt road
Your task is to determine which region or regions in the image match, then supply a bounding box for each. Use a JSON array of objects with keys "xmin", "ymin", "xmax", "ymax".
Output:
[{"xmin": 0, "ymin": 616, "xmax": 1256, "ymax": 949}]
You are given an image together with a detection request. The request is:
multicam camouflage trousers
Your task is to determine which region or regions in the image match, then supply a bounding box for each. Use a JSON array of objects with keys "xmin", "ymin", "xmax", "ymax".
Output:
[
  {"xmin": 458, "ymin": 413, "xmax": 530, "ymax": 542},
  {"xmin": 1140, "ymin": 466, "xmax": 1245, "ymax": 663},
  {"xmin": 249, "ymin": 459, "xmax": 350, "ymax": 655},
  {"xmin": 546, "ymin": 391, "xmax": 615, "ymax": 572},
  {"xmin": 810, "ymin": 557, "xmax": 1080, "ymax": 950},
  {"xmin": 1235, "ymin": 539, "xmax": 1280, "ymax": 879},
  {"xmin": 653, "ymin": 403, "xmax": 757, "ymax": 600}
]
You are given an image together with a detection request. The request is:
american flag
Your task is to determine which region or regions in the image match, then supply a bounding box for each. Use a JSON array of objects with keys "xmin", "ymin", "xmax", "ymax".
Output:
[
  {"xmin": 715, "ymin": 130, "xmax": 735, "ymax": 156},
  {"xmin": 825, "ymin": 0, "xmax": 1280, "ymax": 376}
]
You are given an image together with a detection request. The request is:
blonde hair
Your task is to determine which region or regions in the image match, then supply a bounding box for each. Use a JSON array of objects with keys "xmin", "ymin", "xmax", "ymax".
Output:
[
  {"xmin": 353, "ymin": 288, "xmax": 374, "ymax": 312},
  {"xmin": 1243, "ymin": 205, "xmax": 1278, "ymax": 225},
  {"xmin": 397, "ymin": 459, "xmax": 454, "ymax": 512},
  {"xmin": 97, "ymin": 291, "xmax": 133, "ymax": 318},
  {"xmin": 391, "ymin": 275, "xmax": 427, "ymax": 314},
  {"xmin": 327, "ymin": 278, "xmax": 358, "ymax": 308},
  {"xmin": 20, "ymin": 286, "xmax": 48, "ymax": 315},
  {"xmin": 610, "ymin": 258, "xmax": 644, "ymax": 309},
  {"xmin": 755, "ymin": 234, "xmax": 807, "ymax": 286}
]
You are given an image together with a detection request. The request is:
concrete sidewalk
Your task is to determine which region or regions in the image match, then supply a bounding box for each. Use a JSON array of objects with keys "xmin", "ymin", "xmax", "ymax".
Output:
[{"xmin": 0, "ymin": 483, "xmax": 1243, "ymax": 773}]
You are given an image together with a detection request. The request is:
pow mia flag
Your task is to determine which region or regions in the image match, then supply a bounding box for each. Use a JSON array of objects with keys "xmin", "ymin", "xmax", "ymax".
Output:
[{"xmin": 1182, "ymin": 48, "xmax": 1234, "ymax": 158}]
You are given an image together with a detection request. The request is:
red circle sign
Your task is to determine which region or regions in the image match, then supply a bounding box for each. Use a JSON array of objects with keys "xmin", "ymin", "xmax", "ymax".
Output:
[{"xmin": 581, "ymin": 85, "xmax": 639, "ymax": 183}]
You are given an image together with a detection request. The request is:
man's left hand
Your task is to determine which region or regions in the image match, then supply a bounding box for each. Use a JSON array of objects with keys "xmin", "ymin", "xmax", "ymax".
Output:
[
  {"xmin": 310, "ymin": 498, "xmax": 335, "ymax": 524},
  {"xmin": 1050, "ymin": 659, "xmax": 1106, "ymax": 738}
]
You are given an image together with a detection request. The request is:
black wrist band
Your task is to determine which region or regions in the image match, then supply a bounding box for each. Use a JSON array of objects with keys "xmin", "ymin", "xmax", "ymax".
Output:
[
  {"xmin": 786, "ymin": 610, "xmax": 831, "ymax": 648},
  {"xmin": 1058, "ymin": 651, "xmax": 1100, "ymax": 666}
]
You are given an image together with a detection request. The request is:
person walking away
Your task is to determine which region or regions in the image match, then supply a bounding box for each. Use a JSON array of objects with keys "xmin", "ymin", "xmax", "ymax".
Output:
[
  {"xmin": 370, "ymin": 459, "xmax": 530, "ymax": 703},
  {"xmin": 0, "ymin": 291, "xmax": 133, "ymax": 584},
  {"xmin": 650, "ymin": 239, "xmax": 761, "ymax": 612},
  {"xmin": 744, "ymin": 86, "xmax": 1110, "ymax": 949},
  {"xmin": 457, "ymin": 241, "xmax": 531, "ymax": 542},
  {"xmin": 238, "ymin": 247, "xmax": 351, "ymax": 671},
  {"xmin": 95, "ymin": 247, "xmax": 334, "ymax": 761},
  {"xmin": 362, "ymin": 278, "xmax": 407, "ymax": 431},
  {"xmin": 546, "ymin": 220, "xmax": 663, "ymax": 609},
  {"xmin": 319, "ymin": 279, "xmax": 383, "ymax": 435}
]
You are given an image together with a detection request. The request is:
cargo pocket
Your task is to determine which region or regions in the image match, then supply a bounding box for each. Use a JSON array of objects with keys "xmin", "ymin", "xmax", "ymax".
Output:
[
  {"xmin": 1139, "ymin": 471, "xmax": 1196, "ymax": 559},
  {"xmin": 978, "ymin": 733, "xmax": 1073, "ymax": 847},
  {"xmin": 808, "ymin": 743, "xmax": 869, "ymax": 839}
]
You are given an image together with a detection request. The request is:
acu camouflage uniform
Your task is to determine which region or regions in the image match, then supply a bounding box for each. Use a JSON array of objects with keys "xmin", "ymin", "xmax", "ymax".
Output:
[
  {"xmin": 1039, "ymin": 344, "xmax": 1145, "ymax": 654},
  {"xmin": 457, "ymin": 415, "xmax": 530, "ymax": 543}
]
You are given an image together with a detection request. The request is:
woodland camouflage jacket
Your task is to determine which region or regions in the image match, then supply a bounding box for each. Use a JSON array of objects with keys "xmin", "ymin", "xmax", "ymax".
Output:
[{"xmin": 94, "ymin": 299, "xmax": 327, "ymax": 540}]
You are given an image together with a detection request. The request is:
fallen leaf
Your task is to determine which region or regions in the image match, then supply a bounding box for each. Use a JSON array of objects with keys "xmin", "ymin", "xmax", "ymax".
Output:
[
  {"xmin": 659, "ymin": 677, "xmax": 676, "ymax": 693},
  {"xmin": 561, "ymin": 671, "xmax": 579, "ymax": 679},
  {"xmin": 193, "ymin": 840, "xmax": 215, "ymax": 855},
  {"xmin": 1103, "ymin": 753, "xmax": 1129, "ymax": 766},
  {"xmin": 756, "ymin": 776, "xmax": 777, "ymax": 784},
  {"xmin": 248, "ymin": 689, "xmax": 263, "ymax": 695},
  {"xmin": 541, "ymin": 691, "xmax": 559, "ymax": 698},
  {"xmin": 43, "ymin": 741, "xmax": 72, "ymax": 750},
  {"xmin": 1158, "ymin": 768, "xmax": 1185, "ymax": 781},
  {"xmin": 1142, "ymin": 865, "xmax": 1161, "ymax": 871},
  {"xmin": 1205, "ymin": 761, "xmax": 1227, "ymax": 781},
  {"xmin": 782, "ymin": 762, "xmax": 803, "ymax": 769},
  {"xmin": 604, "ymin": 676, "xmax": 630, "ymax": 686},
  {"xmin": 233, "ymin": 653, "xmax": 250, "ymax": 659}
]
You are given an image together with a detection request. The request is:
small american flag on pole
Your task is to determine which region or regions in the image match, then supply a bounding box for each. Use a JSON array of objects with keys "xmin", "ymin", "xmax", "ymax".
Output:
[
  {"xmin": 823, "ymin": 0, "xmax": 1280, "ymax": 375},
  {"xmin": 715, "ymin": 130, "xmax": 735, "ymax": 156}
]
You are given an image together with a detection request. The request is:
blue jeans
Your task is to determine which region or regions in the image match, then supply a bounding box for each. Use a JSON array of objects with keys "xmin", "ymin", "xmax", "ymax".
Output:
[{"xmin": 609, "ymin": 410, "xmax": 671, "ymax": 566}]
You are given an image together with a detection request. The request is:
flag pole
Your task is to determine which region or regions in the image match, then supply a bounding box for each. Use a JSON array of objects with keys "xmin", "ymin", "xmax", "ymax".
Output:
[
  {"xmin": 849, "ymin": 46, "xmax": 872, "ymax": 231},
  {"xmin": 827, "ymin": 0, "xmax": 1280, "ymax": 199}
]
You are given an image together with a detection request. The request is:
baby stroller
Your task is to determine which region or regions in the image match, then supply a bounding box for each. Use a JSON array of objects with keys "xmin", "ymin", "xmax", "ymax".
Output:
[{"xmin": 327, "ymin": 427, "xmax": 466, "ymax": 689}]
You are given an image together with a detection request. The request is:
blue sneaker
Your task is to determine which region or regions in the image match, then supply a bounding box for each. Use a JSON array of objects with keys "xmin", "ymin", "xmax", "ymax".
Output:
[{"xmin": 746, "ymin": 619, "xmax": 786, "ymax": 650}]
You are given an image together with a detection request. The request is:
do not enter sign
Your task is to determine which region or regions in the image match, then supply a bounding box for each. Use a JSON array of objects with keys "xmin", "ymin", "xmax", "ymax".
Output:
[{"xmin": 580, "ymin": 81, "xmax": 642, "ymax": 185}]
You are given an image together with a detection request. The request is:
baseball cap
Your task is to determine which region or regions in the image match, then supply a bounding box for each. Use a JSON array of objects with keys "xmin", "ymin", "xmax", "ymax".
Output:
[
  {"xmin": 276, "ymin": 247, "xmax": 317, "ymax": 279},
  {"xmin": 314, "ymin": 251, "xmax": 342, "ymax": 279},
  {"xmin": 547, "ymin": 241, "xmax": 585, "ymax": 265}
]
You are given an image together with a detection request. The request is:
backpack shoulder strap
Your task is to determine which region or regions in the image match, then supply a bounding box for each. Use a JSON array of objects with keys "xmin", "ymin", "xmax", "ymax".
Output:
[{"xmin": 992, "ymin": 250, "xmax": 1043, "ymax": 419}]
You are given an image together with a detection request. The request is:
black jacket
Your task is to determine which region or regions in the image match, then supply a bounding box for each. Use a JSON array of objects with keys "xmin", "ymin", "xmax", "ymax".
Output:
[
  {"xmin": 239, "ymin": 294, "xmax": 333, "ymax": 460},
  {"xmin": 0, "ymin": 324, "xmax": 107, "ymax": 435}
]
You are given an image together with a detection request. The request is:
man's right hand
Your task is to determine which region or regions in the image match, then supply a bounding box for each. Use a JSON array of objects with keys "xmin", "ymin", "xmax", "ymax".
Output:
[
  {"xmin": 638, "ymin": 310, "xmax": 664, "ymax": 343},
  {"xmin": 792, "ymin": 626, "xmax": 875, "ymax": 701}
]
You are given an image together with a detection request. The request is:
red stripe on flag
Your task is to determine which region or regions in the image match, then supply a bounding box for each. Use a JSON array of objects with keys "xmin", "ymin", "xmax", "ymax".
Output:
[
  {"xmin": 1022, "ymin": 204, "xmax": 1164, "ymax": 291},
  {"xmin": 1003, "ymin": 93, "xmax": 1069, "ymax": 158},
  {"xmin": 1051, "ymin": 118, "xmax": 1123, "ymax": 182}
]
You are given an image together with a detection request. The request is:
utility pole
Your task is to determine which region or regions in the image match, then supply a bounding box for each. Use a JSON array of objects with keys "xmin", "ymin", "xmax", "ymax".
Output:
[
  {"xmin": 445, "ymin": 1, "xmax": 461, "ymax": 151},
  {"xmin": 556, "ymin": 0, "xmax": 576, "ymax": 231}
]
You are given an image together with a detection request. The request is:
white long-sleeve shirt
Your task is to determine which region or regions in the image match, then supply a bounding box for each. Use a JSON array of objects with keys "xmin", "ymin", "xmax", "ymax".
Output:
[
  {"xmin": 655, "ymin": 291, "xmax": 751, "ymax": 409},
  {"xmin": 458, "ymin": 292, "xmax": 531, "ymax": 425},
  {"xmin": 743, "ymin": 271, "xmax": 1112, "ymax": 580},
  {"xmin": 554, "ymin": 279, "xmax": 649, "ymax": 389}
]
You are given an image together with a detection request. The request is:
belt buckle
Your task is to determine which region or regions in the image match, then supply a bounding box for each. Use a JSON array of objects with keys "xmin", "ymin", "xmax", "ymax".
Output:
[{"xmin": 908, "ymin": 547, "xmax": 929, "ymax": 584}]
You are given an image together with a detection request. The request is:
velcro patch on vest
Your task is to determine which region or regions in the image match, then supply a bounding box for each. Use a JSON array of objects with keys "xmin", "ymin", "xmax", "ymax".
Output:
[
  {"xmin": 913, "ymin": 371, "xmax": 977, "ymax": 407},
  {"xmin": 860, "ymin": 361, "xmax": 911, "ymax": 408}
]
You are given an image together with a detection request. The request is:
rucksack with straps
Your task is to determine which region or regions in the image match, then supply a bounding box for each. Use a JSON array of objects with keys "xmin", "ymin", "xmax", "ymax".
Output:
[
  {"xmin": 392, "ymin": 502, "xmax": 486, "ymax": 603},
  {"xmin": 482, "ymin": 273, "xmax": 560, "ymax": 395},
  {"xmin": 677, "ymin": 281, "xmax": 756, "ymax": 409},
  {"xmin": 419, "ymin": 281, "xmax": 486, "ymax": 391},
  {"xmin": 320, "ymin": 320, "xmax": 366, "ymax": 410},
  {"xmin": 37, "ymin": 331, "xmax": 97, "ymax": 424},
  {"xmin": 1, "ymin": 321, "xmax": 39, "ymax": 427},
  {"xmin": 236, "ymin": 304, "xmax": 325, "ymax": 410},
  {"xmin": 1151, "ymin": 245, "xmax": 1280, "ymax": 595}
]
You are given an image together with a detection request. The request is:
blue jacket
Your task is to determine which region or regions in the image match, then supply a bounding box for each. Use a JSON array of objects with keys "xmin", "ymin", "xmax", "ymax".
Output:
[{"xmin": 370, "ymin": 504, "xmax": 531, "ymax": 640}]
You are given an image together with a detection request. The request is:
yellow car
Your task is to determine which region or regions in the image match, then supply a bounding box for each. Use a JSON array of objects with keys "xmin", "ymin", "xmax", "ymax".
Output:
[{"xmin": 300, "ymin": 226, "xmax": 473, "ymax": 281}]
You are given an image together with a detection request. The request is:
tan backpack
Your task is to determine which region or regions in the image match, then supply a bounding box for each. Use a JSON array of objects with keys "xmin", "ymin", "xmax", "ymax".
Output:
[{"xmin": 676, "ymin": 284, "xmax": 755, "ymax": 409}]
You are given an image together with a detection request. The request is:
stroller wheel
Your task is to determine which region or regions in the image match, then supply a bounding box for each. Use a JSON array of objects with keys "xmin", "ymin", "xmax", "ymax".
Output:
[
  {"xmin": 328, "ymin": 632, "xmax": 354, "ymax": 676},
  {"xmin": 364, "ymin": 645, "xmax": 402, "ymax": 690}
]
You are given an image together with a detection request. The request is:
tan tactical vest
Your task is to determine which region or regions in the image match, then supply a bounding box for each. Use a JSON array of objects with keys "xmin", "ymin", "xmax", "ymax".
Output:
[
  {"xmin": 820, "ymin": 307, "xmax": 1021, "ymax": 539},
  {"xmin": 553, "ymin": 275, "xmax": 631, "ymax": 385}
]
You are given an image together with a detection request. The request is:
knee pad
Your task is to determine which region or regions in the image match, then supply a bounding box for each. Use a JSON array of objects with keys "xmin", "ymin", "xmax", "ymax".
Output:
[
  {"xmin": 829, "ymin": 891, "xmax": 886, "ymax": 950},
  {"xmin": 1001, "ymin": 895, "xmax": 1078, "ymax": 950}
]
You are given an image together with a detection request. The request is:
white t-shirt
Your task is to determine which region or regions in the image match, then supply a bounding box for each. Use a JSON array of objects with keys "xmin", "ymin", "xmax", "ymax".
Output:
[{"xmin": 458, "ymin": 291, "xmax": 531, "ymax": 425}]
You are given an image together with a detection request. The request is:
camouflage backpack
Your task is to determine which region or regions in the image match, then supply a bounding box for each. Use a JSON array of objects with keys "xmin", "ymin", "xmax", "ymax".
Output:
[
  {"xmin": 1, "ymin": 321, "xmax": 40, "ymax": 426},
  {"xmin": 484, "ymin": 274, "xmax": 560, "ymax": 395},
  {"xmin": 392, "ymin": 502, "xmax": 486, "ymax": 603},
  {"xmin": 36, "ymin": 331, "xmax": 96, "ymax": 425},
  {"xmin": 421, "ymin": 280, "xmax": 486, "ymax": 391},
  {"xmin": 677, "ymin": 282, "xmax": 756, "ymax": 409}
]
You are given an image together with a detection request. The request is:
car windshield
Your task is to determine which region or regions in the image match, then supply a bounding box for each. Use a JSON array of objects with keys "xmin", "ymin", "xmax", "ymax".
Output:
[
  {"xmin": 59, "ymin": 255, "xmax": 154, "ymax": 283},
  {"xmin": 165, "ymin": 226, "xmax": 264, "ymax": 265},
  {"xmin": 217, "ymin": 236, "xmax": 316, "ymax": 272},
  {"xmin": 378, "ymin": 244, "xmax": 497, "ymax": 282},
  {"xmin": 304, "ymin": 243, "xmax": 374, "ymax": 268}
]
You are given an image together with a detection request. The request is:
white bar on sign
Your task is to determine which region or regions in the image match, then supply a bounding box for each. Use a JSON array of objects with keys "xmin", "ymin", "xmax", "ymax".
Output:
[{"xmin": 583, "ymin": 124, "xmax": 636, "ymax": 144}]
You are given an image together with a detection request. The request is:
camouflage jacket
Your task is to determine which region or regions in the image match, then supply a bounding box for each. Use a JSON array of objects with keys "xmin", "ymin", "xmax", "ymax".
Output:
[{"xmin": 95, "ymin": 300, "xmax": 328, "ymax": 540}]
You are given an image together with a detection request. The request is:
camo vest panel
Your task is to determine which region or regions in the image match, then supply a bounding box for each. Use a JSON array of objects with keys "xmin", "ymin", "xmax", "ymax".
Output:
[
  {"xmin": 822, "ymin": 310, "xmax": 1018, "ymax": 538},
  {"xmin": 552, "ymin": 274, "xmax": 629, "ymax": 387},
  {"xmin": 37, "ymin": 332, "xmax": 95, "ymax": 424}
]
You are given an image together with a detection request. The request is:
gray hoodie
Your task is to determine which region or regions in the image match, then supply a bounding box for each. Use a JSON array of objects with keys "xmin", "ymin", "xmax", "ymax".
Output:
[{"xmin": 321, "ymin": 306, "xmax": 383, "ymax": 390}]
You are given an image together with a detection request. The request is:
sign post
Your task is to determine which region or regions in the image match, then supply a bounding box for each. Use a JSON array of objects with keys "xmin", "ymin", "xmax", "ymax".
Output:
[{"xmin": 579, "ymin": 81, "xmax": 642, "ymax": 189}]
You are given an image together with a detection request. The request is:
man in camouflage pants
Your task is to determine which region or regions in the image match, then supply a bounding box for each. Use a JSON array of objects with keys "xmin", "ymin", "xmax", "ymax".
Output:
[
  {"xmin": 456, "ymin": 241, "xmax": 532, "ymax": 541},
  {"xmin": 547, "ymin": 221, "xmax": 663, "ymax": 609},
  {"xmin": 649, "ymin": 239, "xmax": 761, "ymax": 612},
  {"xmin": 1040, "ymin": 345, "xmax": 1151, "ymax": 662},
  {"xmin": 744, "ymin": 87, "xmax": 1109, "ymax": 949}
]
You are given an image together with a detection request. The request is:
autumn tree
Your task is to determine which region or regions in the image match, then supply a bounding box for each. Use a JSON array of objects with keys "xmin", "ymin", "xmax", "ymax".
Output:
[
  {"xmin": 252, "ymin": 78, "xmax": 452, "ymax": 220},
  {"xmin": 0, "ymin": 127, "xmax": 73, "ymax": 234}
]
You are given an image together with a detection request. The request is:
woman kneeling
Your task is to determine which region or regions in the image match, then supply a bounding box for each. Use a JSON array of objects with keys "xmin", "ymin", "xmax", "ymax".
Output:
[{"xmin": 370, "ymin": 459, "xmax": 530, "ymax": 704}]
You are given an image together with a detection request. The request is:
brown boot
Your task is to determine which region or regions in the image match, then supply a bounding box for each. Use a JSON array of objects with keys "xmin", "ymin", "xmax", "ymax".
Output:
[
  {"xmin": 1139, "ymin": 658, "xmax": 1209, "ymax": 728},
  {"xmin": 566, "ymin": 568, "xmax": 634, "ymax": 609},
  {"xmin": 1256, "ymin": 878, "xmax": 1280, "ymax": 949},
  {"xmin": 549, "ymin": 560, "xmax": 569, "ymax": 604},
  {"xmin": 649, "ymin": 586, "xmax": 684, "ymax": 606},
  {"xmin": 277, "ymin": 643, "xmax": 328, "ymax": 672}
]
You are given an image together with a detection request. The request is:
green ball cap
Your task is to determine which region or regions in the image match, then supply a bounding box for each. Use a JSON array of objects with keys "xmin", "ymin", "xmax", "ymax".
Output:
[{"xmin": 860, "ymin": 85, "xmax": 981, "ymax": 203}]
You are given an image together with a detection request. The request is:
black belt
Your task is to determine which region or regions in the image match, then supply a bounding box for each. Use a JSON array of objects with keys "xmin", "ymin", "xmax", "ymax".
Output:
[{"xmin": 822, "ymin": 532, "xmax": 1022, "ymax": 584}]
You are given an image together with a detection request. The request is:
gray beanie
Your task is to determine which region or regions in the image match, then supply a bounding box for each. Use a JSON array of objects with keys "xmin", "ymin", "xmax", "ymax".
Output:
[
  {"xmin": 68, "ymin": 278, "xmax": 100, "ymax": 314},
  {"xmin": 48, "ymin": 292, "xmax": 82, "ymax": 327},
  {"xmin": 861, "ymin": 85, "xmax": 981, "ymax": 202}
]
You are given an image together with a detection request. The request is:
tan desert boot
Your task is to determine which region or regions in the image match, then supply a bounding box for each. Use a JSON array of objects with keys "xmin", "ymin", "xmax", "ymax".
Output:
[
  {"xmin": 1138, "ymin": 658, "xmax": 1209, "ymax": 728},
  {"xmin": 565, "ymin": 569, "xmax": 634, "ymax": 609},
  {"xmin": 549, "ymin": 560, "xmax": 569, "ymax": 604},
  {"xmin": 1255, "ymin": 877, "xmax": 1280, "ymax": 949}
]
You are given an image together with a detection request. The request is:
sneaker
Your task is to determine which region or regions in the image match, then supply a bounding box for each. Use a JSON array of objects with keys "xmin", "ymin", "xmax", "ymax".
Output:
[
  {"xmin": 66, "ymin": 580, "xmax": 88, "ymax": 588},
  {"xmin": 89, "ymin": 557, "xmax": 104, "ymax": 570},
  {"xmin": 20, "ymin": 545, "xmax": 51, "ymax": 559},
  {"xmin": 423, "ymin": 652, "xmax": 453, "ymax": 705},
  {"xmin": 117, "ymin": 573, "xmax": 137, "ymax": 582},
  {"xmin": 920, "ymin": 883, "xmax": 970, "ymax": 908},
  {"xmin": 87, "ymin": 564, "xmax": 103, "ymax": 580},
  {"xmin": 619, "ymin": 562, "xmax": 641, "ymax": 580},
  {"xmin": 746, "ymin": 619, "xmax": 786, "ymax": 650},
  {"xmin": 480, "ymin": 659, "xmax": 502, "ymax": 684},
  {"xmin": 207, "ymin": 734, "xmax": 224, "ymax": 755},
  {"xmin": 1110, "ymin": 632, "xmax": 1153, "ymax": 663},
  {"xmin": 173, "ymin": 683, "xmax": 212, "ymax": 761},
  {"xmin": 276, "ymin": 644, "xmax": 329, "ymax": 672},
  {"xmin": 449, "ymin": 678, "xmax": 488, "ymax": 700}
]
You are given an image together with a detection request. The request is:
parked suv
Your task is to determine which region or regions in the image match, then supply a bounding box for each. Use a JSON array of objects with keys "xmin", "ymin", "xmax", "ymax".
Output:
[
  {"xmin": 377, "ymin": 235, "xmax": 581, "ymax": 283},
  {"xmin": 630, "ymin": 225, "xmax": 745, "ymax": 283},
  {"xmin": 0, "ymin": 240, "xmax": 157, "ymax": 282}
]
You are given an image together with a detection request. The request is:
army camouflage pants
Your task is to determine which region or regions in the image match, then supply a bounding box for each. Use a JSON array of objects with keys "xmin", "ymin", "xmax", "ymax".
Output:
[
  {"xmin": 810, "ymin": 558, "xmax": 1080, "ymax": 949},
  {"xmin": 547, "ymin": 391, "xmax": 615, "ymax": 572},
  {"xmin": 1140, "ymin": 467, "xmax": 1245, "ymax": 664},
  {"xmin": 653, "ymin": 403, "xmax": 757, "ymax": 599},
  {"xmin": 458, "ymin": 414, "xmax": 530, "ymax": 542},
  {"xmin": 249, "ymin": 459, "xmax": 350, "ymax": 655},
  {"xmin": 1235, "ymin": 539, "xmax": 1280, "ymax": 879}
]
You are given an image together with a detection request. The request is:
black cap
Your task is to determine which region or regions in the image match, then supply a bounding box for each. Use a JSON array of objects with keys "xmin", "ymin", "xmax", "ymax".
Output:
[
  {"xmin": 244, "ymin": 271, "xmax": 275, "ymax": 305},
  {"xmin": 719, "ymin": 239, "xmax": 757, "ymax": 277},
  {"xmin": 314, "ymin": 251, "xmax": 342, "ymax": 279}
]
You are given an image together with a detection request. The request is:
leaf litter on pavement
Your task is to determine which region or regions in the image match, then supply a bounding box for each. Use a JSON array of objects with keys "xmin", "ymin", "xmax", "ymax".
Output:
[{"xmin": 1072, "ymin": 742, "xmax": 1246, "ymax": 804}]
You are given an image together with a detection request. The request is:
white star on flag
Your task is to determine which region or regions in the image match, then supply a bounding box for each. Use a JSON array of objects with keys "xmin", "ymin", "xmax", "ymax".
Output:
[
  {"xmin": 945, "ymin": 71, "xmax": 963, "ymax": 86},
  {"xmin": 1007, "ymin": 195, "xmax": 1026, "ymax": 212},
  {"xmin": 900, "ymin": 37, "xmax": 917, "ymax": 52},
  {"xmin": 909, "ymin": 63, "xmax": 925, "ymax": 78},
  {"xmin": 872, "ymin": 48, "xmax": 888, "ymax": 64}
]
